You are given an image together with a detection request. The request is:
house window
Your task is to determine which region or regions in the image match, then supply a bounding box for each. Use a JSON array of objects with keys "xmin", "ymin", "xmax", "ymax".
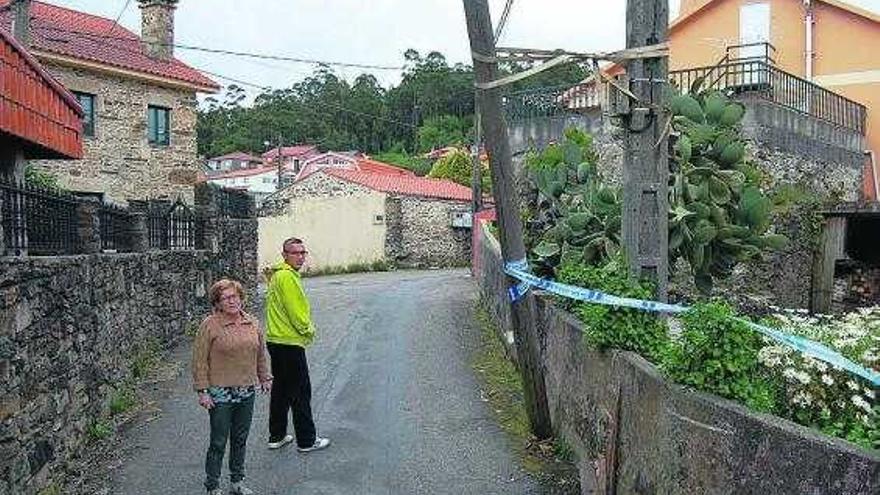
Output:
[
  {"xmin": 147, "ymin": 105, "xmax": 170, "ymax": 145},
  {"xmin": 73, "ymin": 91, "xmax": 96, "ymax": 137}
]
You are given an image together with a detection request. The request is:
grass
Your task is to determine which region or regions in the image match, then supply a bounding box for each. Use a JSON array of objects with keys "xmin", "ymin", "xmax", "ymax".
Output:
[
  {"xmin": 302, "ymin": 259, "xmax": 393, "ymax": 278},
  {"xmin": 108, "ymin": 386, "xmax": 137, "ymax": 415},
  {"xmin": 130, "ymin": 338, "xmax": 162, "ymax": 379},
  {"xmin": 472, "ymin": 301, "xmax": 579, "ymax": 492},
  {"xmin": 37, "ymin": 483, "xmax": 62, "ymax": 495},
  {"xmin": 87, "ymin": 419, "xmax": 114, "ymax": 441}
]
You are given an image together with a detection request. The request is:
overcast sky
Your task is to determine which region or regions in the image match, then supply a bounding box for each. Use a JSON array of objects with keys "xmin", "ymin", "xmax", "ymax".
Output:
[{"xmin": 46, "ymin": 0, "xmax": 880, "ymax": 99}]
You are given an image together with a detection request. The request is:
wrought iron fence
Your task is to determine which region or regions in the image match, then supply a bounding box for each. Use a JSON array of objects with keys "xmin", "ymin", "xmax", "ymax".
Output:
[
  {"xmin": 146, "ymin": 199, "xmax": 203, "ymax": 250},
  {"xmin": 503, "ymin": 82, "xmax": 603, "ymax": 121},
  {"xmin": 669, "ymin": 60, "xmax": 867, "ymax": 134},
  {"xmin": 98, "ymin": 203, "xmax": 133, "ymax": 252},
  {"xmin": 0, "ymin": 179, "xmax": 79, "ymax": 256}
]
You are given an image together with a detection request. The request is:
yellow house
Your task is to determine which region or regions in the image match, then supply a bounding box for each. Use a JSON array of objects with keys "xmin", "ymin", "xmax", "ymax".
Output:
[{"xmin": 670, "ymin": 0, "xmax": 880, "ymax": 198}]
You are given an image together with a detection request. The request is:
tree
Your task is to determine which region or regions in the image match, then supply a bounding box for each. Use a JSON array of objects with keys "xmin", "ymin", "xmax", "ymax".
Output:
[{"xmin": 427, "ymin": 148, "xmax": 489, "ymax": 190}]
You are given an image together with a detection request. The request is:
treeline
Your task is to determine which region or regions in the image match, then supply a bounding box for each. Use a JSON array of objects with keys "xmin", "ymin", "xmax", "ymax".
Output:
[{"xmin": 196, "ymin": 49, "xmax": 586, "ymax": 163}]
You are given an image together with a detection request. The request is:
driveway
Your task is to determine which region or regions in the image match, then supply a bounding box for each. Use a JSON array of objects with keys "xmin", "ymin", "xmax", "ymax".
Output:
[{"xmin": 110, "ymin": 269, "xmax": 542, "ymax": 494}]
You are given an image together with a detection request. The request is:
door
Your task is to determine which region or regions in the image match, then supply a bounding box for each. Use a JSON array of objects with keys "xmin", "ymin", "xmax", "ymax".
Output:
[{"xmin": 738, "ymin": 2, "xmax": 771, "ymax": 86}]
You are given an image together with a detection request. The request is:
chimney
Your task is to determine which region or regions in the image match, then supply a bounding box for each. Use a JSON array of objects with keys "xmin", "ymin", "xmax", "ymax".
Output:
[
  {"xmin": 11, "ymin": 0, "xmax": 31, "ymax": 46},
  {"xmin": 138, "ymin": 0, "xmax": 178, "ymax": 60}
]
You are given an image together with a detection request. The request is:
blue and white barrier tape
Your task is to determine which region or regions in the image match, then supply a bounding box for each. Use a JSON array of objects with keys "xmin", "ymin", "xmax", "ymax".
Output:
[{"xmin": 503, "ymin": 259, "xmax": 880, "ymax": 386}]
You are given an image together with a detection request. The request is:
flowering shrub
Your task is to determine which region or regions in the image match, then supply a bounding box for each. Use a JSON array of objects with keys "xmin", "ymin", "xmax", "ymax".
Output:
[{"xmin": 759, "ymin": 307, "xmax": 880, "ymax": 450}]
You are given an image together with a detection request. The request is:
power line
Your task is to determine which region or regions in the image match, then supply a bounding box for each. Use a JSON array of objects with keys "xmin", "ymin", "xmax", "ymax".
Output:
[
  {"xmin": 105, "ymin": 0, "xmax": 133, "ymax": 38},
  {"xmin": 197, "ymin": 68, "xmax": 418, "ymax": 129},
  {"xmin": 494, "ymin": 0, "xmax": 515, "ymax": 44},
  {"xmin": 37, "ymin": 24, "xmax": 405, "ymax": 71}
]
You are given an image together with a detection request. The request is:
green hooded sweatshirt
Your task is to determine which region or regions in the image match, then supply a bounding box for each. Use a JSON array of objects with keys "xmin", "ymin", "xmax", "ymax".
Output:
[{"xmin": 265, "ymin": 260, "xmax": 315, "ymax": 348}]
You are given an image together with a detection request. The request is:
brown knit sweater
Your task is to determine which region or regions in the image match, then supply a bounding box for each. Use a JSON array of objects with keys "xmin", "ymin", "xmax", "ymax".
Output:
[{"xmin": 191, "ymin": 311, "xmax": 272, "ymax": 391}]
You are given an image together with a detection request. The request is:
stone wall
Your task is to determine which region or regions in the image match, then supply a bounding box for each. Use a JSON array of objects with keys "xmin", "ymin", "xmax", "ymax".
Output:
[
  {"xmin": 385, "ymin": 196, "xmax": 471, "ymax": 268},
  {"xmin": 260, "ymin": 172, "xmax": 471, "ymax": 268},
  {"xmin": 508, "ymin": 112, "xmax": 862, "ymax": 311},
  {"xmin": 473, "ymin": 221, "xmax": 880, "ymax": 494},
  {"xmin": 30, "ymin": 62, "xmax": 200, "ymax": 205},
  {"xmin": 0, "ymin": 252, "xmax": 213, "ymax": 495}
]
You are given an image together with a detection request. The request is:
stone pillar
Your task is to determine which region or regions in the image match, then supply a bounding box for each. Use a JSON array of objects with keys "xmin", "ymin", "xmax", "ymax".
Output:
[
  {"xmin": 129, "ymin": 212, "xmax": 149, "ymax": 253},
  {"xmin": 138, "ymin": 0, "xmax": 177, "ymax": 60},
  {"xmin": 197, "ymin": 205, "xmax": 218, "ymax": 253},
  {"xmin": 76, "ymin": 200, "xmax": 100, "ymax": 254},
  {"xmin": 0, "ymin": 191, "xmax": 5, "ymax": 257}
]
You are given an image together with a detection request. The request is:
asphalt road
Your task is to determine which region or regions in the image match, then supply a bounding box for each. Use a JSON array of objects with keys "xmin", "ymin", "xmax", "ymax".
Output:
[{"xmin": 111, "ymin": 269, "xmax": 542, "ymax": 494}]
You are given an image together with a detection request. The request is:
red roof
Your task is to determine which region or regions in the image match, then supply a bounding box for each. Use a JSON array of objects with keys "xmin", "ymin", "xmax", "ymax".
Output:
[
  {"xmin": 322, "ymin": 168, "xmax": 471, "ymax": 202},
  {"xmin": 0, "ymin": 27, "xmax": 82, "ymax": 159},
  {"xmin": 209, "ymin": 151, "xmax": 262, "ymax": 162},
  {"xmin": 262, "ymin": 145, "xmax": 318, "ymax": 159},
  {"xmin": 0, "ymin": 1, "xmax": 219, "ymax": 91},
  {"xmin": 205, "ymin": 164, "xmax": 277, "ymax": 180},
  {"xmin": 357, "ymin": 158, "xmax": 415, "ymax": 176}
]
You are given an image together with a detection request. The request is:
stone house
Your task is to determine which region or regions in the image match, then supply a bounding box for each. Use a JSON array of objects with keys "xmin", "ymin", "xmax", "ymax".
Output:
[
  {"xmin": 262, "ymin": 144, "xmax": 319, "ymax": 175},
  {"xmin": 0, "ymin": 0, "xmax": 220, "ymax": 204},
  {"xmin": 205, "ymin": 151, "xmax": 263, "ymax": 173},
  {"xmin": 258, "ymin": 161, "xmax": 472, "ymax": 272}
]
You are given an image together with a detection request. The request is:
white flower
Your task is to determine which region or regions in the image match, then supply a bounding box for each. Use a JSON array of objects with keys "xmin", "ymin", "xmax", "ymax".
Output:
[
  {"xmin": 864, "ymin": 388, "xmax": 875, "ymax": 400},
  {"xmin": 821, "ymin": 374, "xmax": 834, "ymax": 386},
  {"xmin": 793, "ymin": 391, "xmax": 813, "ymax": 407},
  {"xmin": 847, "ymin": 381, "xmax": 860, "ymax": 391},
  {"xmin": 852, "ymin": 395, "xmax": 873, "ymax": 413}
]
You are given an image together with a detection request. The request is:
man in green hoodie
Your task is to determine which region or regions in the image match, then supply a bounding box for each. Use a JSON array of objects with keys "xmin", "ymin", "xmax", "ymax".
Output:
[{"xmin": 265, "ymin": 237, "xmax": 330, "ymax": 452}]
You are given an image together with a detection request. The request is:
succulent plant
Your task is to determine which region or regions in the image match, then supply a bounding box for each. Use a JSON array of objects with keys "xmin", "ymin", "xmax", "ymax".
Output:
[{"xmin": 669, "ymin": 90, "xmax": 786, "ymax": 293}]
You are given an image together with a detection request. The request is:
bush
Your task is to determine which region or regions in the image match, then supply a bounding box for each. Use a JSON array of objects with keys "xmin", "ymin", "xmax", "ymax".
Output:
[
  {"xmin": 428, "ymin": 148, "xmax": 489, "ymax": 190},
  {"xmin": 759, "ymin": 308, "xmax": 879, "ymax": 449},
  {"xmin": 558, "ymin": 258, "xmax": 668, "ymax": 362},
  {"xmin": 660, "ymin": 301, "xmax": 779, "ymax": 413}
]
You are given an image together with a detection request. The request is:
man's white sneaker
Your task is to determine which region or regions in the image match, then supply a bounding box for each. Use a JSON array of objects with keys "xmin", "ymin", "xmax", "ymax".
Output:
[
  {"xmin": 229, "ymin": 482, "xmax": 254, "ymax": 495},
  {"xmin": 297, "ymin": 437, "xmax": 330, "ymax": 453},
  {"xmin": 267, "ymin": 434, "xmax": 293, "ymax": 450}
]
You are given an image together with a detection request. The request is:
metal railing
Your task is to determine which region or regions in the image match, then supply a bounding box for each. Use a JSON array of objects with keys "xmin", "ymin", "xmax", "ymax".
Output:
[
  {"xmin": 98, "ymin": 204, "xmax": 133, "ymax": 252},
  {"xmin": 503, "ymin": 81, "xmax": 603, "ymax": 121},
  {"xmin": 670, "ymin": 59, "xmax": 866, "ymax": 134},
  {"xmin": 146, "ymin": 199, "xmax": 203, "ymax": 250},
  {"xmin": 0, "ymin": 179, "xmax": 79, "ymax": 256}
]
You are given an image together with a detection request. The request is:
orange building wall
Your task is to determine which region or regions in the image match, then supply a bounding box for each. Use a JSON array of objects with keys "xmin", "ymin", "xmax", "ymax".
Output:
[
  {"xmin": 669, "ymin": 0, "xmax": 880, "ymax": 198},
  {"xmin": 813, "ymin": 2, "xmax": 880, "ymax": 74},
  {"xmin": 669, "ymin": 0, "xmax": 739, "ymax": 70}
]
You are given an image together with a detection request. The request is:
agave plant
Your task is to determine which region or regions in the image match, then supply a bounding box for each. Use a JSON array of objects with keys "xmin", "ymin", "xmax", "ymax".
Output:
[{"xmin": 668, "ymin": 90, "xmax": 786, "ymax": 292}]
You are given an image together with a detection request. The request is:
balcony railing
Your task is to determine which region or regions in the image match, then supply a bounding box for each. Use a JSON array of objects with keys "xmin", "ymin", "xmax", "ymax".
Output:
[
  {"xmin": 669, "ymin": 45, "xmax": 866, "ymax": 134},
  {"xmin": 503, "ymin": 42, "xmax": 866, "ymax": 135}
]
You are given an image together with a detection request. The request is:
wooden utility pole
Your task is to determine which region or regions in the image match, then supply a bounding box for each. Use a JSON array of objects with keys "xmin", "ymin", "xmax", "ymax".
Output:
[
  {"xmin": 622, "ymin": 0, "xmax": 670, "ymax": 301},
  {"xmin": 462, "ymin": 0, "xmax": 552, "ymax": 439},
  {"xmin": 275, "ymin": 134, "xmax": 283, "ymax": 188},
  {"xmin": 470, "ymin": 103, "xmax": 483, "ymax": 213}
]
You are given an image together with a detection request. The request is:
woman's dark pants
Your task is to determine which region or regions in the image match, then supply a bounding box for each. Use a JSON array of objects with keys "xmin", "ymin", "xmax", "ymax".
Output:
[{"xmin": 204, "ymin": 395, "xmax": 255, "ymax": 491}]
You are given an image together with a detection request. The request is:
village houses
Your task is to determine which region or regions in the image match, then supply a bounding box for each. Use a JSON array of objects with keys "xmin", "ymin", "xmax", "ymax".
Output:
[{"xmin": 0, "ymin": 0, "xmax": 219, "ymax": 204}]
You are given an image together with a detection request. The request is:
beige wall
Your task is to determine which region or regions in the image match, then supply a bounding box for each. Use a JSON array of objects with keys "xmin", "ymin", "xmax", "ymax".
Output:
[{"xmin": 258, "ymin": 193, "xmax": 388, "ymax": 273}]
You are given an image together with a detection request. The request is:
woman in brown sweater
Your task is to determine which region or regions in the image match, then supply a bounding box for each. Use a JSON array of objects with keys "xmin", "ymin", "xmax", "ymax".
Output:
[{"xmin": 192, "ymin": 279, "xmax": 272, "ymax": 495}]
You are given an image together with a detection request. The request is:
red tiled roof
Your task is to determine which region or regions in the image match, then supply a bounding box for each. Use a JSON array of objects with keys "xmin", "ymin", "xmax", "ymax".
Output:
[
  {"xmin": 209, "ymin": 151, "xmax": 262, "ymax": 162},
  {"xmin": 357, "ymin": 158, "xmax": 415, "ymax": 176},
  {"xmin": 262, "ymin": 145, "xmax": 318, "ymax": 159},
  {"xmin": 0, "ymin": 27, "xmax": 82, "ymax": 159},
  {"xmin": 322, "ymin": 168, "xmax": 471, "ymax": 202},
  {"xmin": 205, "ymin": 164, "xmax": 277, "ymax": 180},
  {"xmin": 0, "ymin": 0, "xmax": 219, "ymax": 91}
]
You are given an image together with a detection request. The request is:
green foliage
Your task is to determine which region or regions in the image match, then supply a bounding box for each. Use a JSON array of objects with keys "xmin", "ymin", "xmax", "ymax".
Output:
[
  {"xmin": 660, "ymin": 302, "xmax": 779, "ymax": 413},
  {"xmin": 668, "ymin": 89, "xmax": 785, "ymax": 293},
  {"xmin": 24, "ymin": 165, "xmax": 63, "ymax": 190},
  {"xmin": 108, "ymin": 386, "xmax": 137, "ymax": 415},
  {"xmin": 524, "ymin": 129, "xmax": 618, "ymax": 277},
  {"xmin": 87, "ymin": 419, "xmax": 114, "ymax": 441},
  {"xmin": 303, "ymin": 259, "xmax": 392, "ymax": 277},
  {"xmin": 417, "ymin": 115, "xmax": 471, "ymax": 153},
  {"xmin": 371, "ymin": 151, "xmax": 432, "ymax": 176},
  {"xmin": 427, "ymin": 148, "xmax": 489, "ymax": 190},
  {"xmin": 130, "ymin": 338, "xmax": 161, "ymax": 379},
  {"xmin": 558, "ymin": 258, "xmax": 668, "ymax": 361},
  {"xmin": 37, "ymin": 483, "xmax": 62, "ymax": 495}
]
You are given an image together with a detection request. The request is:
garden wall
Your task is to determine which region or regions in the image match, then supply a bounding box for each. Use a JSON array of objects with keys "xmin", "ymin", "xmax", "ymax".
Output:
[{"xmin": 474, "ymin": 220, "xmax": 880, "ymax": 494}]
